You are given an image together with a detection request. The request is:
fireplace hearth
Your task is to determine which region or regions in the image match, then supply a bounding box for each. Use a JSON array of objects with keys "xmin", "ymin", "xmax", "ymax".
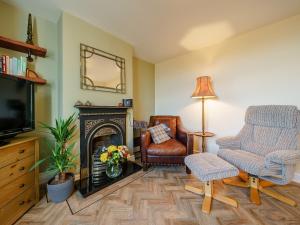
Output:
[{"xmin": 75, "ymin": 105, "xmax": 142, "ymax": 197}]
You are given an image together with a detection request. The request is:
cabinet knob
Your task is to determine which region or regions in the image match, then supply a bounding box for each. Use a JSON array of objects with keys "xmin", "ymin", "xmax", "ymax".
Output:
[
  {"xmin": 19, "ymin": 149, "xmax": 25, "ymax": 154},
  {"xmin": 19, "ymin": 166, "xmax": 25, "ymax": 171},
  {"xmin": 19, "ymin": 183, "xmax": 25, "ymax": 188}
]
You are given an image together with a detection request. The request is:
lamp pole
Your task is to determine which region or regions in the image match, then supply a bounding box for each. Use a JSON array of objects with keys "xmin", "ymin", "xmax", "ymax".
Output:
[{"xmin": 202, "ymin": 98, "xmax": 206, "ymax": 152}]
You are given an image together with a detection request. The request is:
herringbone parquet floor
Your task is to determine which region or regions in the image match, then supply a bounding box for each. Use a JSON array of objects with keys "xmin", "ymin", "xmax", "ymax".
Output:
[{"xmin": 16, "ymin": 166, "xmax": 300, "ymax": 225}]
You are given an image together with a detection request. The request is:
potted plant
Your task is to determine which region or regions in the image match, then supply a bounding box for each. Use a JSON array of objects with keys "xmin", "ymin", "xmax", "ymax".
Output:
[
  {"xmin": 32, "ymin": 114, "xmax": 77, "ymax": 203},
  {"xmin": 100, "ymin": 145, "xmax": 130, "ymax": 178}
]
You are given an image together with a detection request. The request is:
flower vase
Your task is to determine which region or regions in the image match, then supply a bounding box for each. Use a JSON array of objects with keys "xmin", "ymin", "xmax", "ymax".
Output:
[{"xmin": 106, "ymin": 163, "xmax": 122, "ymax": 178}]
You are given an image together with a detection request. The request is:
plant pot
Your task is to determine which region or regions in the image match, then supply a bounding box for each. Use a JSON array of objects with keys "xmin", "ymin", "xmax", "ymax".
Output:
[{"xmin": 47, "ymin": 173, "xmax": 74, "ymax": 203}]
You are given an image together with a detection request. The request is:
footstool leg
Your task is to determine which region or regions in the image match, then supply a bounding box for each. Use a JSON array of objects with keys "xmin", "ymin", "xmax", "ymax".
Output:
[
  {"xmin": 202, "ymin": 181, "xmax": 213, "ymax": 214},
  {"xmin": 202, "ymin": 196, "xmax": 212, "ymax": 214}
]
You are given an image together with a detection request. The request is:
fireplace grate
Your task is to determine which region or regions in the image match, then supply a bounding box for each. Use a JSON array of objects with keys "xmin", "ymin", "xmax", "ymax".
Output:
[{"xmin": 92, "ymin": 153, "xmax": 107, "ymax": 184}]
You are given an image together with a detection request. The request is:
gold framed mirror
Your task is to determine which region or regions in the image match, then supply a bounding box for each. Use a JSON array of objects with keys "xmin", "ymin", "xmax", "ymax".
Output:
[{"xmin": 80, "ymin": 44, "xmax": 126, "ymax": 93}]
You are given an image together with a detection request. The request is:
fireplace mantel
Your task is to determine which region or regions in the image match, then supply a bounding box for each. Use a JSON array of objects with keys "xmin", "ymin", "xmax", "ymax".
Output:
[
  {"xmin": 75, "ymin": 105, "xmax": 131, "ymax": 109},
  {"xmin": 75, "ymin": 105, "xmax": 131, "ymax": 116}
]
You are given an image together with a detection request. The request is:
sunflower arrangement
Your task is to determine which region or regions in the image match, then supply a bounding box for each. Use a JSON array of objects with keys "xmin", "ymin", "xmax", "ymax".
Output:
[{"xmin": 100, "ymin": 145, "xmax": 130, "ymax": 166}]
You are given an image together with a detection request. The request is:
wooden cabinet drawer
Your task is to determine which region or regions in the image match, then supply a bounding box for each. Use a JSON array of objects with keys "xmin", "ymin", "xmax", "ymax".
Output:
[
  {"xmin": 0, "ymin": 187, "xmax": 35, "ymax": 225},
  {"xmin": 0, "ymin": 156, "xmax": 35, "ymax": 188},
  {"xmin": 0, "ymin": 141, "xmax": 35, "ymax": 169},
  {"xmin": 0, "ymin": 171, "xmax": 35, "ymax": 208}
]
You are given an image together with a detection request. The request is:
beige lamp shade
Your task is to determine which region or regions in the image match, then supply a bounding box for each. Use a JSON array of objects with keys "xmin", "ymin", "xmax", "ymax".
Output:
[{"xmin": 191, "ymin": 76, "xmax": 216, "ymax": 98}]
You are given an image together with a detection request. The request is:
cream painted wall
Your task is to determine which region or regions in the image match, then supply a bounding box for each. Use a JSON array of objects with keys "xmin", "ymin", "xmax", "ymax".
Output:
[
  {"xmin": 0, "ymin": 4, "xmax": 136, "ymax": 174},
  {"xmin": 0, "ymin": 2, "xmax": 59, "ymax": 163},
  {"xmin": 133, "ymin": 57, "xmax": 155, "ymax": 121},
  {"xmin": 60, "ymin": 12, "xmax": 134, "ymax": 149},
  {"xmin": 155, "ymin": 14, "xmax": 300, "ymax": 174}
]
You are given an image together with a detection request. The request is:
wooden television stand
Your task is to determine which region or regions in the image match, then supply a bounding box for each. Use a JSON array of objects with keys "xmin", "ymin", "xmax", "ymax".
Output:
[{"xmin": 0, "ymin": 136, "xmax": 39, "ymax": 225}]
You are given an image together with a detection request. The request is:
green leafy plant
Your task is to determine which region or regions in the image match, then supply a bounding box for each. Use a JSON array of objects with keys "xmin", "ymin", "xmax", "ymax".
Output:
[{"xmin": 31, "ymin": 114, "xmax": 78, "ymax": 183}]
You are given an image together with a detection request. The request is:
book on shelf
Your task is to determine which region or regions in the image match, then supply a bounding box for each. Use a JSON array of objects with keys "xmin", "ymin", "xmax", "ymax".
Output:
[
  {"xmin": 0, "ymin": 55, "xmax": 27, "ymax": 76},
  {"xmin": 5, "ymin": 56, "xmax": 9, "ymax": 73},
  {"xmin": 1, "ymin": 56, "xmax": 6, "ymax": 73}
]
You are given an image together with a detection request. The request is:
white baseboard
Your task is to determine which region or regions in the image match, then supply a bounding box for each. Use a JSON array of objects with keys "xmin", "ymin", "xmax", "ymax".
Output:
[{"xmin": 293, "ymin": 172, "xmax": 300, "ymax": 183}]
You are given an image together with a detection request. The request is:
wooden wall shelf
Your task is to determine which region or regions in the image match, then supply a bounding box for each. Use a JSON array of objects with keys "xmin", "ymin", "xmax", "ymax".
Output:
[
  {"xmin": 0, "ymin": 72, "xmax": 47, "ymax": 85},
  {"xmin": 0, "ymin": 36, "xmax": 47, "ymax": 57},
  {"xmin": 0, "ymin": 35, "xmax": 48, "ymax": 85}
]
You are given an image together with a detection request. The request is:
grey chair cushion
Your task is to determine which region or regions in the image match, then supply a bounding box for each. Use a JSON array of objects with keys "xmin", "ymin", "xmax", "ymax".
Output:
[
  {"xmin": 240, "ymin": 124, "xmax": 298, "ymax": 156},
  {"xmin": 216, "ymin": 136, "xmax": 241, "ymax": 149},
  {"xmin": 245, "ymin": 105, "xmax": 298, "ymax": 128},
  {"xmin": 218, "ymin": 149, "xmax": 265, "ymax": 175},
  {"xmin": 185, "ymin": 153, "xmax": 239, "ymax": 182}
]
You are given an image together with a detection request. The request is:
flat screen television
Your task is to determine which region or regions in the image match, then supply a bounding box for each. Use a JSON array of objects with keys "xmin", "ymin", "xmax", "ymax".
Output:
[{"xmin": 0, "ymin": 75, "xmax": 35, "ymax": 143}]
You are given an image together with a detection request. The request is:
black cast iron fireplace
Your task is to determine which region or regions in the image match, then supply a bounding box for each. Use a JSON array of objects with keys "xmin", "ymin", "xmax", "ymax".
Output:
[{"xmin": 75, "ymin": 105, "xmax": 142, "ymax": 197}]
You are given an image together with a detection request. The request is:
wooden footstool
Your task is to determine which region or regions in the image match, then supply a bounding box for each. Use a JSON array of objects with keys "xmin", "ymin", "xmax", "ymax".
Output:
[{"xmin": 184, "ymin": 153, "xmax": 239, "ymax": 214}]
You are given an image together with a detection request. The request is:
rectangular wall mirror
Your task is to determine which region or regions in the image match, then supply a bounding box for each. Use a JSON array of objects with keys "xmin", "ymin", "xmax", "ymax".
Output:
[{"xmin": 80, "ymin": 44, "xmax": 126, "ymax": 93}]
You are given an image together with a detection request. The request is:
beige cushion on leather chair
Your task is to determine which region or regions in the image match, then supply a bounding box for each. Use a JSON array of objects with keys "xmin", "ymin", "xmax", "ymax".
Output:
[{"xmin": 148, "ymin": 124, "xmax": 170, "ymax": 144}]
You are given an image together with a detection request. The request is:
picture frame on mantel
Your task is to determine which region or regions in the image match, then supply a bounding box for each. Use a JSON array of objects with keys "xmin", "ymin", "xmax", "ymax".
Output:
[{"xmin": 80, "ymin": 43, "xmax": 126, "ymax": 94}]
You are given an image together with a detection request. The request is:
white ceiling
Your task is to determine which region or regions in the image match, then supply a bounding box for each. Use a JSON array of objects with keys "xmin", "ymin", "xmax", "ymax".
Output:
[{"xmin": 4, "ymin": 0, "xmax": 300, "ymax": 63}]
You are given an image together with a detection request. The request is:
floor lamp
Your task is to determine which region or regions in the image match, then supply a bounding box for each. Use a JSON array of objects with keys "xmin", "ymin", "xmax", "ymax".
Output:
[{"xmin": 191, "ymin": 76, "xmax": 216, "ymax": 152}]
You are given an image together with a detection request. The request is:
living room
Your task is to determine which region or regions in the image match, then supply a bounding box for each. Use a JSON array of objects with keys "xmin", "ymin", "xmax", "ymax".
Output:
[{"xmin": 0, "ymin": 1, "xmax": 299, "ymax": 225}]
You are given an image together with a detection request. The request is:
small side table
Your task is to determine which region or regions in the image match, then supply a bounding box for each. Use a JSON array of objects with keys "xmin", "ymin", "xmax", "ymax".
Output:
[{"xmin": 189, "ymin": 132, "xmax": 215, "ymax": 153}]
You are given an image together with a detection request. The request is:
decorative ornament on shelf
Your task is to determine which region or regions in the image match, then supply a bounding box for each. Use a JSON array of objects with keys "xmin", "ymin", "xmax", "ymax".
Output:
[
  {"xmin": 74, "ymin": 101, "xmax": 84, "ymax": 106},
  {"xmin": 74, "ymin": 100, "xmax": 93, "ymax": 107},
  {"xmin": 85, "ymin": 100, "xmax": 92, "ymax": 106},
  {"xmin": 26, "ymin": 69, "xmax": 47, "ymax": 85},
  {"xmin": 26, "ymin": 14, "xmax": 33, "ymax": 45},
  {"xmin": 122, "ymin": 99, "xmax": 133, "ymax": 107},
  {"xmin": 26, "ymin": 13, "xmax": 34, "ymax": 62}
]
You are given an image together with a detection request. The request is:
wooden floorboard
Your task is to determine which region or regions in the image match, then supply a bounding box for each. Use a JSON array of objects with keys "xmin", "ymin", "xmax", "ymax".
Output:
[{"xmin": 16, "ymin": 166, "xmax": 300, "ymax": 225}]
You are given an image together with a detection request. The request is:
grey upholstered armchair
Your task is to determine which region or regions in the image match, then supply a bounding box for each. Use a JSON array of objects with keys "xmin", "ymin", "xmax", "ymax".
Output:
[{"xmin": 217, "ymin": 105, "xmax": 300, "ymax": 206}]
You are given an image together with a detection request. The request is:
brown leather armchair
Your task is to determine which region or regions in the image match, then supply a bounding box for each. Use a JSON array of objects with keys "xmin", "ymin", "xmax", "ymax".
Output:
[{"xmin": 141, "ymin": 116, "xmax": 193, "ymax": 173}]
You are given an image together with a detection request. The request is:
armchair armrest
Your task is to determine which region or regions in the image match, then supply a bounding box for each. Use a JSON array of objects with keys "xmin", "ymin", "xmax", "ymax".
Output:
[
  {"xmin": 141, "ymin": 130, "xmax": 151, "ymax": 163},
  {"xmin": 265, "ymin": 150, "xmax": 300, "ymax": 165},
  {"xmin": 216, "ymin": 136, "xmax": 241, "ymax": 149},
  {"xmin": 177, "ymin": 126, "xmax": 194, "ymax": 155}
]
